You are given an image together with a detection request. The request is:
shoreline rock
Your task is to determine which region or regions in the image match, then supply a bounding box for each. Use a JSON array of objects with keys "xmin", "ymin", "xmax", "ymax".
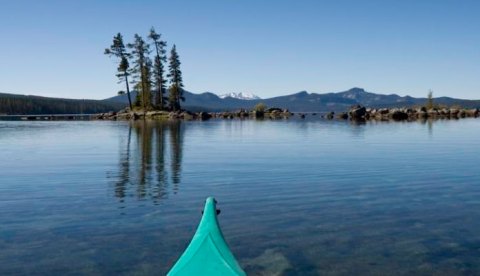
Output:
[
  {"xmin": 92, "ymin": 106, "xmax": 479, "ymax": 122},
  {"xmin": 347, "ymin": 105, "xmax": 479, "ymax": 121}
]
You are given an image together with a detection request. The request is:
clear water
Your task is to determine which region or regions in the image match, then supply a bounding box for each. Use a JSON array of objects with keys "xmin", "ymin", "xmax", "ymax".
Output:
[{"xmin": 1, "ymin": 118, "xmax": 479, "ymax": 275}]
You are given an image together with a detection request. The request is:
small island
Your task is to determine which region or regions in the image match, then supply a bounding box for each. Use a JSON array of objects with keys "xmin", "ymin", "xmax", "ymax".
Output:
[{"xmin": 98, "ymin": 30, "xmax": 479, "ymax": 123}]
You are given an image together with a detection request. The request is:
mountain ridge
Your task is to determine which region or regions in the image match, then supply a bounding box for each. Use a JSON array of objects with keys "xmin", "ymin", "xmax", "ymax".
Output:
[
  {"xmin": 1, "ymin": 88, "xmax": 479, "ymax": 115},
  {"xmin": 106, "ymin": 87, "xmax": 480, "ymax": 112}
]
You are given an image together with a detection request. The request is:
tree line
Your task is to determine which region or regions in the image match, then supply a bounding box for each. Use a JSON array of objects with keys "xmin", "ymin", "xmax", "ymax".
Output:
[
  {"xmin": 0, "ymin": 93, "xmax": 125, "ymax": 115},
  {"xmin": 105, "ymin": 28, "xmax": 184, "ymax": 112}
]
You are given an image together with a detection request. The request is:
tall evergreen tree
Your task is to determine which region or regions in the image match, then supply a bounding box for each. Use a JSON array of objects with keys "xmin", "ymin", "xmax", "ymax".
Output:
[
  {"xmin": 167, "ymin": 45, "xmax": 184, "ymax": 111},
  {"xmin": 148, "ymin": 27, "xmax": 167, "ymax": 110},
  {"xmin": 128, "ymin": 34, "xmax": 152, "ymax": 110},
  {"xmin": 104, "ymin": 33, "xmax": 133, "ymax": 109},
  {"xmin": 427, "ymin": 90, "xmax": 434, "ymax": 109}
]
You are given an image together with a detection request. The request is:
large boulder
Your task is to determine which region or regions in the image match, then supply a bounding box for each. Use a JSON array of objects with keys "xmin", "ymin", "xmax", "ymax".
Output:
[
  {"xmin": 168, "ymin": 112, "xmax": 180, "ymax": 119},
  {"xmin": 391, "ymin": 110, "xmax": 408, "ymax": 121},
  {"xmin": 116, "ymin": 112, "xmax": 132, "ymax": 120},
  {"xmin": 450, "ymin": 109, "xmax": 459, "ymax": 115},
  {"xmin": 133, "ymin": 112, "xmax": 142, "ymax": 120},
  {"xmin": 466, "ymin": 108, "xmax": 479, "ymax": 117},
  {"xmin": 146, "ymin": 111, "xmax": 168, "ymax": 118},
  {"xmin": 180, "ymin": 111, "xmax": 194, "ymax": 120},
  {"xmin": 266, "ymin": 107, "xmax": 283, "ymax": 113},
  {"xmin": 199, "ymin": 112, "xmax": 212, "ymax": 120},
  {"xmin": 252, "ymin": 110, "xmax": 264, "ymax": 118},
  {"xmin": 337, "ymin": 112, "xmax": 348, "ymax": 120},
  {"xmin": 349, "ymin": 105, "xmax": 367, "ymax": 119},
  {"xmin": 377, "ymin": 108, "xmax": 388, "ymax": 115}
]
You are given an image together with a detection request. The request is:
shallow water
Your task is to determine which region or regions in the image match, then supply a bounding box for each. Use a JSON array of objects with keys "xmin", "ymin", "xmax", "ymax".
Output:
[{"xmin": 1, "ymin": 118, "xmax": 480, "ymax": 275}]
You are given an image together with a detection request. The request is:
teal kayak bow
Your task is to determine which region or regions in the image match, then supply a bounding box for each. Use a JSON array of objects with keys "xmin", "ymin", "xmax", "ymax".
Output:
[{"xmin": 167, "ymin": 197, "xmax": 246, "ymax": 276}]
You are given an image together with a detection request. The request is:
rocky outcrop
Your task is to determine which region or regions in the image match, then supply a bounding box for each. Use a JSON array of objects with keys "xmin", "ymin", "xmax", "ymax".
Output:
[
  {"xmin": 337, "ymin": 112, "xmax": 348, "ymax": 120},
  {"xmin": 391, "ymin": 110, "xmax": 408, "ymax": 121},
  {"xmin": 345, "ymin": 106, "xmax": 479, "ymax": 121},
  {"xmin": 349, "ymin": 105, "xmax": 367, "ymax": 119},
  {"xmin": 93, "ymin": 105, "xmax": 479, "ymax": 122},
  {"xmin": 199, "ymin": 112, "xmax": 212, "ymax": 120},
  {"xmin": 325, "ymin": 112, "xmax": 335, "ymax": 120}
]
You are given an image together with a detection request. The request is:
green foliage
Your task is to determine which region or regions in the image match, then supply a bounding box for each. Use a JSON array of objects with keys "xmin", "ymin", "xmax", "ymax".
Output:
[
  {"xmin": 128, "ymin": 34, "xmax": 152, "ymax": 110},
  {"xmin": 105, "ymin": 33, "xmax": 133, "ymax": 109},
  {"xmin": 168, "ymin": 84, "xmax": 181, "ymax": 111},
  {"xmin": 0, "ymin": 93, "xmax": 125, "ymax": 115},
  {"xmin": 167, "ymin": 45, "xmax": 184, "ymax": 111},
  {"xmin": 426, "ymin": 90, "xmax": 434, "ymax": 109},
  {"xmin": 254, "ymin": 102, "xmax": 267, "ymax": 112},
  {"xmin": 105, "ymin": 29, "xmax": 187, "ymax": 112},
  {"xmin": 148, "ymin": 27, "xmax": 167, "ymax": 110}
]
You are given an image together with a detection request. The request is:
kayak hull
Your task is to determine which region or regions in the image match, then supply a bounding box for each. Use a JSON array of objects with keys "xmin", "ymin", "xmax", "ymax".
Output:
[{"xmin": 167, "ymin": 197, "xmax": 246, "ymax": 276}]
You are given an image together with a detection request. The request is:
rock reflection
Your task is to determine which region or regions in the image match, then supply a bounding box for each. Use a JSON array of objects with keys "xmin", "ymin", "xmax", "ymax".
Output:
[{"xmin": 113, "ymin": 120, "xmax": 184, "ymax": 203}]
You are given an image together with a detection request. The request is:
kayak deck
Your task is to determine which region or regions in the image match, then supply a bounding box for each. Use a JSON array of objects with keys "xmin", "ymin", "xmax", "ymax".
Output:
[{"xmin": 167, "ymin": 197, "xmax": 246, "ymax": 276}]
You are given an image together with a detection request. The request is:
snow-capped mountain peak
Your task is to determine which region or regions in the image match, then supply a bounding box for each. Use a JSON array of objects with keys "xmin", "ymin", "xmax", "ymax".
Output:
[{"xmin": 219, "ymin": 92, "xmax": 261, "ymax": 100}]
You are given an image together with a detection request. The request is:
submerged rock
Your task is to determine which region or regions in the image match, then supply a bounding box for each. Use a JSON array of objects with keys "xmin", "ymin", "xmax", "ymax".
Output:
[{"xmin": 242, "ymin": 248, "xmax": 292, "ymax": 276}]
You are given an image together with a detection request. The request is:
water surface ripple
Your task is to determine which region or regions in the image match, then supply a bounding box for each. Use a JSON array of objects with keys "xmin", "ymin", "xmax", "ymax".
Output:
[{"xmin": 1, "ymin": 119, "xmax": 479, "ymax": 275}]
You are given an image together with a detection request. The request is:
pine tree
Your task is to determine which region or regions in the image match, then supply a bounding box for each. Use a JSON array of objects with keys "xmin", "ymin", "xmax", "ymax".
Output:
[
  {"xmin": 427, "ymin": 90, "xmax": 434, "ymax": 109},
  {"xmin": 104, "ymin": 33, "xmax": 133, "ymax": 109},
  {"xmin": 148, "ymin": 27, "xmax": 167, "ymax": 110},
  {"xmin": 167, "ymin": 45, "xmax": 184, "ymax": 111},
  {"xmin": 128, "ymin": 34, "xmax": 152, "ymax": 110}
]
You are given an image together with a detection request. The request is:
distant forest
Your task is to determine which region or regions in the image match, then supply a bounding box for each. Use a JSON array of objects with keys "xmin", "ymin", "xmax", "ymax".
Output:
[{"xmin": 0, "ymin": 93, "xmax": 125, "ymax": 115}]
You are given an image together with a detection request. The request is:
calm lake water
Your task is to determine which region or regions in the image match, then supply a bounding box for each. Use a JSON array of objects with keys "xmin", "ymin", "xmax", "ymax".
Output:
[{"xmin": 1, "ymin": 118, "xmax": 480, "ymax": 275}]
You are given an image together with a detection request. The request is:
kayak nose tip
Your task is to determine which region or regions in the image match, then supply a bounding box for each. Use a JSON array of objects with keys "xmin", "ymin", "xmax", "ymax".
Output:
[{"xmin": 206, "ymin": 196, "xmax": 217, "ymax": 204}]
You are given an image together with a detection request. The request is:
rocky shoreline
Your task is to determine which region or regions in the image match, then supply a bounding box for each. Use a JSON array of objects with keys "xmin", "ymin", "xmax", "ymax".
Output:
[
  {"xmin": 93, "ymin": 106, "xmax": 479, "ymax": 121},
  {"xmin": 93, "ymin": 108, "xmax": 293, "ymax": 121},
  {"xmin": 340, "ymin": 105, "xmax": 479, "ymax": 121}
]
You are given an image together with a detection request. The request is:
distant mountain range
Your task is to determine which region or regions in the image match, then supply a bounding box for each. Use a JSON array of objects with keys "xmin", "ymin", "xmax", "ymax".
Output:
[
  {"xmin": 218, "ymin": 92, "xmax": 261, "ymax": 100},
  {"xmin": 1, "ymin": 88, "xmax": 479, "ymax": 115},
  {"xmin": 106, "ymin": 88, "xmax": 480, "ymax": 112}
]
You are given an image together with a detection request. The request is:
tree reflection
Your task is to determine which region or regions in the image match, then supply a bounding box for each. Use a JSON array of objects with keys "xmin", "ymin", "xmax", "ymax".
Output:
[
  {"xmin": 170, "ymin": 121, "xmax": 183, "ymax": 192},
  {"xmin": 113, "ymin": 120, "xmax": 184, "ymax": 203},
  {"xmin": 115, "ymin": 125, "xmax": 132, "ymax": 201},
  {"xmin": 153, "ymin": 121, "xmax": 168, "ymax": 200},
  {"xmin": 135, "ymin": 120, "xmax": 153, "ymax": 198}
]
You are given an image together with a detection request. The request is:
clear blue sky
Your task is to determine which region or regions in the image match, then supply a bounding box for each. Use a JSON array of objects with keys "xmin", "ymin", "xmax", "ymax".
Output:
[{"xmin": 0, "ymin": 0, "xmax": 479, "ymax": 99}]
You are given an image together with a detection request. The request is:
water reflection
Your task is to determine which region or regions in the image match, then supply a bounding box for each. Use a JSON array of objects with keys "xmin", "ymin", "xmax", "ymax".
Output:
[
  {"xmin": 113, "ymin": 120, "xmax": 184, "ymax": 203},
  {"xmin": 169, "ymin": 121, "xmax": 183, "ymax": 192},
  {"xmin": 418, "ymin": 118, "xmax": 435, "ymax": 136}
]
